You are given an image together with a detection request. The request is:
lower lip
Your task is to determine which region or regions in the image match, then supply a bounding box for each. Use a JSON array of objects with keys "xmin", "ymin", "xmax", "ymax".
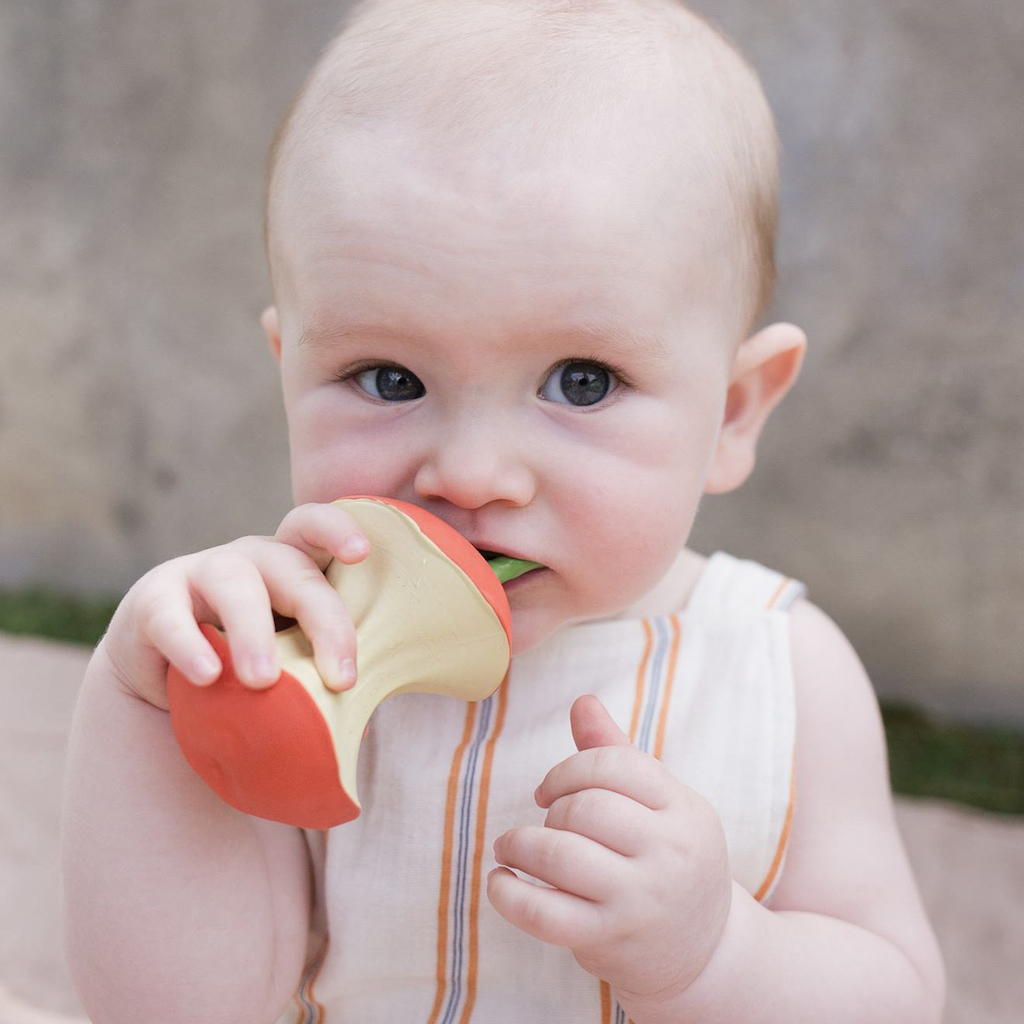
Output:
[{"xmin": 503, "ymin": 566, "xmax": 548, "ymax": 591}]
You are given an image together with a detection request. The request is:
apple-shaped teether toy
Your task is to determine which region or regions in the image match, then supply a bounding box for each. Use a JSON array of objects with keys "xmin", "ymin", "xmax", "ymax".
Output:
[{"xmin": 167, "ymin": 496, "xmax": 540, "ymax": 828}]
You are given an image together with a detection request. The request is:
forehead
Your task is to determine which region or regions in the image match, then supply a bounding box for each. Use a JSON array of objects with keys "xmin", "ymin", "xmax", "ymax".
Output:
[{"xmin": 272, "ymin": 128, "xmax": 741, "ymax": 351}]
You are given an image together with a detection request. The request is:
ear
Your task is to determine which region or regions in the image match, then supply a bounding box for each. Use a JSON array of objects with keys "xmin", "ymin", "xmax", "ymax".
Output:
[
  {"xmin": 704, "ymin": 321, "xmax": 806, "ymax": 495},
  {"xmin": 261, "ymin": 304, "xmax": 282, "ymax": 363}
]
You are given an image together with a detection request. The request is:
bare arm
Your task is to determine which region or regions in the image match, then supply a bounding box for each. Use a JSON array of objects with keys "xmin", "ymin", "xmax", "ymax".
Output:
[
  {"xmin": 61, "ymin": 641, "xmax": 311, "ymax": 1024},
  {"xmin": 618, "ymin": 600, "xmax": 946, "ymax": 1023},
  {"xmin": 61, "ymin": 502, "xmax": 371, "ymax": 1023}
]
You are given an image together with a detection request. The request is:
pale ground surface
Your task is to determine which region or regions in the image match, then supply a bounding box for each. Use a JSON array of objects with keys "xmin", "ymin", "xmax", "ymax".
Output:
[{"xmin": 1, "ymin": 633, "xmax": 1021, "ymax": 1023}]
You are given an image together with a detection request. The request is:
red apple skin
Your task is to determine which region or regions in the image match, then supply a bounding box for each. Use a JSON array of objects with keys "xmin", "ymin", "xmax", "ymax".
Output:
[{"xmin": 167, "ymin": 624, "xmax": 359, "ymax": 829}]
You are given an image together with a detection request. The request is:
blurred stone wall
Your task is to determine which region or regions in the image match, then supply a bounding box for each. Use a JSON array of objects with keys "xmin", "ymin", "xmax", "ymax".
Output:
[{"xmin": 1, "ymin": 0, "xmax": 1021, "ymax": 724}]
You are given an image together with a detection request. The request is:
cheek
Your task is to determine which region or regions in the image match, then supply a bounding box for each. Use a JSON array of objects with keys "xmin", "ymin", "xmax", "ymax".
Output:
[
  {"xmin": 290, "ymin": 462, "xmax": 401, "ymax": 506},
  {"xmin": 574, "ymin": 418, "xmax": 713, "ymax": 532},
  {"xmin": 612, "ymin": 493, "xmax": 699, "ymax": 567},
  {"xmin": 564, "ymin": 464, "xmax": 703, "ymax": 594},
  {"xmin": 286, "ymin": 401, "xmax": 409, "ymax": 505}
]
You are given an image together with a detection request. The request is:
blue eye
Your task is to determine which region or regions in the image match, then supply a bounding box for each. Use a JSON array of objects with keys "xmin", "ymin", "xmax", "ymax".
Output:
[
  {"xmin": 354, "ymin": 365, "xmax": 425, "ymax": 402},
  {"xmin": 539, "ymin": 361, "xmax": 616, "ymax": 407}
]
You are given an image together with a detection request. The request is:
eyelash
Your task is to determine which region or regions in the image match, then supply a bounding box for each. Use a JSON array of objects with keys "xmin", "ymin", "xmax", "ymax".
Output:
[
  {"xmin": 333, "ymin": 361, "xmax": 406, "ymax": 386},
  {"xmin": 333, "ymin": 356, "xmax": 635, "ymax": 397},
  {"xmin": 553, "ymin": 354, "xmax": 633, "ymax": 385}
]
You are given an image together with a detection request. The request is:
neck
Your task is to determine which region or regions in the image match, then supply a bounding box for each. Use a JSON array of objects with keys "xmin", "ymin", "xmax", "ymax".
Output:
[{"xmin": 610, "ymin": 547, "xmax": 708, "ymax": 621}]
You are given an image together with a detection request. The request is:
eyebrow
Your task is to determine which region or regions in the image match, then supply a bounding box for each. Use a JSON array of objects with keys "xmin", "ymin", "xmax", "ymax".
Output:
[
  {"xmin": 297, "ymin": 318, "xmax": 671, "ymax": 360},
  {"xmin": 298, "ymin": 321, "xmax": 407, "ymax": 349}
]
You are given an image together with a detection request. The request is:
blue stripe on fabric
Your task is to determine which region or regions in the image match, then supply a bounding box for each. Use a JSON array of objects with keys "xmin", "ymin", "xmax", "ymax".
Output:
[
  {"xmin": 295, "ymin": 983, "xmax": 315, "ymax": 1024},
  {"xmin": 775, "ymin": 579, "xmax": 806, "ymax": 612},
  {"xmin": 637, "ymin": 617, "xmax": 669, "ymax": 754},
  {"xmin": 439, "ymin": 695, "xmax": 494, "ymax": 1024},
  {"xmin": 294, "ymin": 944, "xmax": 324, "ymax": 1024}
]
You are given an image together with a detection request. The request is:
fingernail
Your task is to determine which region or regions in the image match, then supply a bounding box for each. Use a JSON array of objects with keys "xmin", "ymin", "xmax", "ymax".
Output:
[
  {"xmin": 250, "ymin": 654, "xmax": 277, "ymax": 684},
  {"xmin": 339, "ymin": 658, "xmax": 357, "ymax": 688},
  {"xmin": 341, "ymin": 537, "xmax": 368, "ymax": 560},
  {"xmin": 192, "ymin": 656, "xmax": 220, "ymax": 684}
]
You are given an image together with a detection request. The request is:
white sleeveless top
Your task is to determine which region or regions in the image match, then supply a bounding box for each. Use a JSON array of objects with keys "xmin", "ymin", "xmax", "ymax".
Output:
[{"xmin": 276, "ymin": 552, "xmax": 805, "ymax": 1024}]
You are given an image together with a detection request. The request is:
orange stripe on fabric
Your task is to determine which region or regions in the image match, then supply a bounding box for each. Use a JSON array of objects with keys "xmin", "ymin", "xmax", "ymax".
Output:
[
  {"xmin": 599, "ymin": 979, "xmax": 612, "ymax": 1023},
  {"xmin": 629, "ymin": 621, "xmax": 654, "ymax": 742},
  {"xmin": 457, "ymin": 684, "xmax": 512, "ymax": 1024},
  {"xmin": 765, "ymin": 577, "xmax": 791, "ymax": 611},
  {"xmin": 291, "ymin": 933, "xmax": 328, "ymax": 1024},
  {"xmin": 425, "ymin": 703, "xmax": 478, "ymax": 1024},
  {"xmin": 299, "ymin": 830, "xmax": 330, "ymax": 1024},
  {"xmin": 653, "ymin": 615, "xmax": 682, "ymax": 761},
  {"xmin": 308, "ymin": 942, "xmax": 328, "ymax": 1024},
  {"xmin": 753, "ymin": 757, "xmax": 796, "ymax": 902}
]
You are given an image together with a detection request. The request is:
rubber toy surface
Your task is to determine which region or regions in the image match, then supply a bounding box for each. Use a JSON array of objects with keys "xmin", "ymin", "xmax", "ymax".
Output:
[{"xmin": 167, "ymin": 496, "xmax": 521, "ymax": 829}]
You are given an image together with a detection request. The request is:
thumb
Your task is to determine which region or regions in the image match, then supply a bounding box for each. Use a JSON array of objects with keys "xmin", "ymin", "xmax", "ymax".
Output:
[{"xmin": 570, "ymin": 694, "xmax": 631, "ymax": 751}]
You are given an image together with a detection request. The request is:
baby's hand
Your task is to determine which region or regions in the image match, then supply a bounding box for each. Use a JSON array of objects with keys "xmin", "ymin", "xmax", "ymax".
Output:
[
  {"xmin": 99, "ymin": 502, "xmax": 370, "ymax": 710},
  {"xmin": 488, "ymin": 695, "xmax": 731, "ymax": 1007}
]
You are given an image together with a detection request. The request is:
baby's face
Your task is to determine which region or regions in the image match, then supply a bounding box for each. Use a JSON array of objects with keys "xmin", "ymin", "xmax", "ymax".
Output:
[{"xmin": 269, "ymin": 136, "xmax": 742, "ymax": 652}]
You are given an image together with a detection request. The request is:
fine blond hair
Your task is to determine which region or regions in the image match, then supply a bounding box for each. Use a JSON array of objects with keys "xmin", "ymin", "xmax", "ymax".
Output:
[{"xmin": 265, "ymin": 0, "xmax": 780, "ymax": 329}]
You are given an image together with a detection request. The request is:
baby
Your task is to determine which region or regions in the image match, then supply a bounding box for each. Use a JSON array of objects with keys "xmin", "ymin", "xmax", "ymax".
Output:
[{"xmin": 62, "ymin": 1, "xmax": 945, "ymax": 1021}]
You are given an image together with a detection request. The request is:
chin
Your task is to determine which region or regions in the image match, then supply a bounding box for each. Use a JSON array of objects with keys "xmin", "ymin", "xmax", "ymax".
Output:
[{"xmin": 506, "ymin": 606, "xmax": 568, "ymax": 656}]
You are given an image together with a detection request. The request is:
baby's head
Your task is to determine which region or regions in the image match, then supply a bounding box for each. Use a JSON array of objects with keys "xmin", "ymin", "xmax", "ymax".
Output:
[{"xmin": 260, "ymin": 0, "xmax": 806, "ymax": 651}]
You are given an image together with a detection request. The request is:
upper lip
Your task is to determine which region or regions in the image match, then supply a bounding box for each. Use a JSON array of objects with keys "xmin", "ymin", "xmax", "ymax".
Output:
[{"xmin": 468, "ymin": 541, "xmax": 537, "ymax": 564}]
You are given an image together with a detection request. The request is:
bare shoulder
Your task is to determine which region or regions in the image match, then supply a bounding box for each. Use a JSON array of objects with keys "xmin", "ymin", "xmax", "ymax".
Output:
[
  {"xmin": 772, "ymin": 599, "xmax": 945, "ymax": 1000},
  {"xmin": 784, "ymin": 598, "xmax": 892, "ymax": 819}
]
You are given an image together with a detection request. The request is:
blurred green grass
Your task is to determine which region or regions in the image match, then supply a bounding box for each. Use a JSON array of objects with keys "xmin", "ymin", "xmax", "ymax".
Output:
[
  {"xmin": 881, "ymin": 703, "xmax": 1024, "ymax": 815},
  {"xmin": 1, "ymin": 588, "xmax": 1021, "ymax": 815},
  {"xmin": 0, "ymin": 588, "xmax": 121, "ymax": 646}
]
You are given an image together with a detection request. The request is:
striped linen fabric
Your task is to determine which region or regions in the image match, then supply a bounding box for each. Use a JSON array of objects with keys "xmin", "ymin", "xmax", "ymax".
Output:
[{"xmin": 276, "ymin": 552, "xmax": 804, "ymax": 1024}]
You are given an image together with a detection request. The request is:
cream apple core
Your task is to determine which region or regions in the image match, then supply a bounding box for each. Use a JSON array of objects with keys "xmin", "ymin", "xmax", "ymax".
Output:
[{"xmin": 273, "ymin": 499, "xmax": 511, "ymax": 808}]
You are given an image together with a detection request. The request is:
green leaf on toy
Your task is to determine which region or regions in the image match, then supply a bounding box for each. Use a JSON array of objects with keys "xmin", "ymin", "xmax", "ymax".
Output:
[{"xmin": 487, "ymin": 555, "xmax": 544, "ymax": 584}]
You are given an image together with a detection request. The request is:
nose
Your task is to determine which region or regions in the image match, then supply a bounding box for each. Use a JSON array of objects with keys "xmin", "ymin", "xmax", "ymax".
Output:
[{"xmin": 413, "ymin": 419, "xmax": 536, "ymax": 510}]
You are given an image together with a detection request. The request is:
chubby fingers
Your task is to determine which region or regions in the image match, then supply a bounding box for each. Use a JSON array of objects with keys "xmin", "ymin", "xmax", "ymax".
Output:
[
  {"xmin": 185, "ymin": 547, "xmax": 281, "ymax": 687},
  {"xmin": 570, "ymin": 693, "xmax": 631, "ymax": 751},
  {"xmin": 486, "ymin": 866, "xmax": 603, "ymax": 949},
  {"xmin": 136, "ymin": 551, "xmax": 281, "ymax": 691},
  {"xmin": 144, "ymin": 506, "xmax": 368, "ymax": 692},
  {"xmin": 209, "ymin": 502, "xmax": 369, "ymax": 691},
  {"xmin": 274, "ymin": 501, "xmax": 370, "ymax": 569},
  {"xmin": 493, "ymin": 825, "xmax": 623, "ymax": 902},
  {"xmin": 535, "ymin": 744, "xmax": 675, "ymax": 813},
  {"xmin": 489, "ymin": 785, "xmax": 653, "ymax": 947},
  {"xmin": 542, "ymin": 787, "xmax": 652, "ymax": 857},
  {"xmin": 134, "ymin": 562, "xmax": 227, "ymax": 692},
  {"xmin": 225, "ymin": 537, "xmax": 357, "ymax": 691},
  {"xmin": 267, "ymin": 502, "xmax": 371, "ymax": 690}
]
